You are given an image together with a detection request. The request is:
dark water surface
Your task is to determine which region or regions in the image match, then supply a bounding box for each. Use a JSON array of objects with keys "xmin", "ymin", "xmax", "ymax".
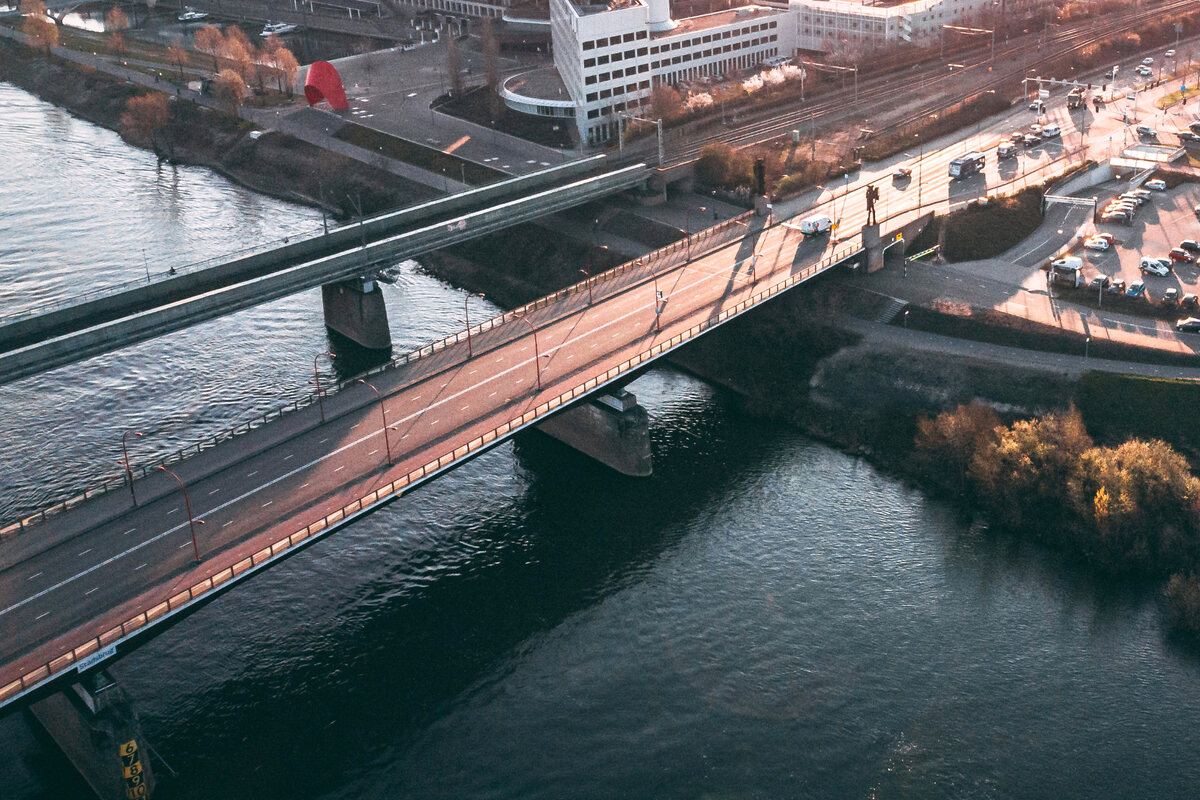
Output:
[{"xmin": 1, "ymin": 82, "xmax": 1199, "ymax": 799}]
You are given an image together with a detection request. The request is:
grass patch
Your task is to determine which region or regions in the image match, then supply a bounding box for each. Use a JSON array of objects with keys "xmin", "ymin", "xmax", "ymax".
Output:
[
  {"xmin": 333, "ymin": 122, "xmax": 505, "ymax": 185},
  {"xmin": 1076, "ymin": 372, "xmax": 1200, "ymax": 460}
]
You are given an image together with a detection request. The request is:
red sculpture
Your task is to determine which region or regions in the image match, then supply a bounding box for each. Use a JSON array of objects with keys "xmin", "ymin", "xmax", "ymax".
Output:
[{"xmin": 304, "ymin": 61, "xmax": 349, "ymax": 111}]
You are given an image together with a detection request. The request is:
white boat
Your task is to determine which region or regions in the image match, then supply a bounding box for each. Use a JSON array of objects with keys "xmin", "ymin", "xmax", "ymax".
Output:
[
  {"xmin": 177, "ymin": 7, "xmax": 209, "ymax": 22},
  {"xmin": 260, "ymin": 21, "xmax": 297, "ymax": 36}
]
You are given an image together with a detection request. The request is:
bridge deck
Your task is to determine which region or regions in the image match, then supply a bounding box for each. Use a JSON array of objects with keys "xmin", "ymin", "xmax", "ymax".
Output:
[{"xmin": 0, "ymin": 213, "xmax": 863, "ymax": 710}]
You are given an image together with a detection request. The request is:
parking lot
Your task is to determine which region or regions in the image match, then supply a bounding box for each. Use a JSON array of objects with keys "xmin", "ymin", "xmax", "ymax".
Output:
[{"xmin": 1073, "ymin": 179, "xmax": 1200, "ymax": 313}]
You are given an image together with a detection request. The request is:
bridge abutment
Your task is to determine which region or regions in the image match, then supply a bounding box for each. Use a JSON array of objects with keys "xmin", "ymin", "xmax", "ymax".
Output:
[
  {"xmin": 536, "ymin": 389, "xmax": 652, "ymax": 477},
  {"xmin": 321, "ymin": 278, "xmax": 392, "ymax": 350},
  {"xmin": 30, "ymin": 670, "xmax": 157, "ymax": 800}
]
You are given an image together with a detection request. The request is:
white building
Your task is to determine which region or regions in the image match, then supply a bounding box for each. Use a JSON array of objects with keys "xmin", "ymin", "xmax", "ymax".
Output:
[
  {"xmin": 503, "ymin": 0, "xmax": 792, "ymax": 146},
  {"xmin": 791, "ymin": 0, "xmax": 1000, "ymax": 52}
]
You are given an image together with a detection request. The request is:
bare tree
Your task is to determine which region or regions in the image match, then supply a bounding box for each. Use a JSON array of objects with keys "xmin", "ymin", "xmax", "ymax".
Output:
[
  {"xmin": 106, "ymin": 7, "xmax": 129, "ymax": 58},
  {"xmin": 273, "ymin": 47, "xmax": 299, "ymax": 96},
  {"xmin": 166, "ymin": 42, "xmax": 188, "ymax": 79},
  {"xmin": 649, "ymin": 85, "xmax": 683, "ymax": 120},
  {"xmin": 120, "ymin": 92, "xmax": 172, "ymax": 158},
  {"xmin": 212, "ymin": 67, "xmax": 246, "ymax": 111},
  {"xmin": 21, "ymin": 0, "xmax": 59, "ymax": 55},
  {"xmin": 446, "ymin": 33, "xmax": 463, "ymax": 97},
  {"xmin": 483, "ymin": 17, "xmax": 501, "ymax": 120},
  {"xmin": 194, "ymin": 25, "xmax": 223, "ymax": 72}
]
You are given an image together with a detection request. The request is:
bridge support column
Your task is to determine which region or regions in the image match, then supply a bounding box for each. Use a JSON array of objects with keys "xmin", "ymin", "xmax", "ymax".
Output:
[
  {"xmin": 861, "ymin": 223, "xmax": 886, "ymax": 273},
  {"xmin": 30, "ymin": 670, "xmax": 157, "ymax": 800},
  {"xmin": 536, "ymin": 389, "xmax": 652, "ymax": 476},
  {"xmin": 321, "ymin": 278, "xmax": 392, "ymax": 350}
]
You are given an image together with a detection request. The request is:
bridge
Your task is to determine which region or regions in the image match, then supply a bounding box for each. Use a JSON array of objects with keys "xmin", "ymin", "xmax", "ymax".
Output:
[
  {"xmin": 0, "ymin": 205, "xmax": 874, "ymax": 721},
  {"xmin": 0, "ymin": 158, "xmax": 646, "ymax": 385}
]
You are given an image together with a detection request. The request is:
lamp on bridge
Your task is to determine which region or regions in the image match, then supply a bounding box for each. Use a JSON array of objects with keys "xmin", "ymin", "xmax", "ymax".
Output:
[
  {"xmin": 313, "ymin": 352, "xmax": 336, "ymax": 423},
  {"xmin": 513, "ymin": 315, "xmax": 544, "ymax": 392},
  {"xmin": 121, "ymin": 430, "xmax": 143, "ymax": 506},
  {"xmin": 464, "ymin": 293, "xmax": 485, "ymax": 357},
  {"xmin": 156, "ymin": 466, "xmax": 204, "ymax": 563},
  {"xmin": 358, "ymin": 379, "xmax": 393, "ymax": 466}
]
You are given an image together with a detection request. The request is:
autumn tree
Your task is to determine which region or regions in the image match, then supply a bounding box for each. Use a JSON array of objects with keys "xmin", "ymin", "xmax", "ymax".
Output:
[
  {"xmin": 106, "ymin": 7, "xmax": 129, "ymax": 57},
  {"xmin": 221, "ymin": 25, "xmax": 255, "ymax": 85},
  {"xmin": 21, "ymin": 0, "xmax": 59, "ymax": 55},
  {"xmin": 649, "ymin": 85, "xmax": 683, "ymax": 120},
  {"xmin": 120, "ymin": 92, "xmax": 172, "ymax": 159},
  {"xmin": 194, "ymin": 25, "xmax": 223, "ymax": 72},
  {"xmin": 211, "ymin": 67, "xmax": 246, "ymax": 110},
  {"xmin": 446, "ymin": 33, "xmax": 464, "ymax": 97},
  {"xmin": 166, "ymin": 42, "xmax": 188, "ymax": 79},
  {"xmin": 914, "ymin": 402, "xmax": 1001, "ymax": 494}
]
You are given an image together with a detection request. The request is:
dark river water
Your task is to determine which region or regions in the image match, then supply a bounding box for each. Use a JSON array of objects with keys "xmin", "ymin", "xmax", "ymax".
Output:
[{"xmin": 2, "ymin": 82, "xmax": 1200, "ymax": 799}]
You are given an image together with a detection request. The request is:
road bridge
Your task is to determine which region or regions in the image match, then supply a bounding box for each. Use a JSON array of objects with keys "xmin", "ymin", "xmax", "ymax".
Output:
[
  {"xmin": 0, "ymin": 206, "xmax": 868, "ymax": 715},
  {"xmin": 0, "ymin": 161, "xmax": 648, "ymax": 386}
]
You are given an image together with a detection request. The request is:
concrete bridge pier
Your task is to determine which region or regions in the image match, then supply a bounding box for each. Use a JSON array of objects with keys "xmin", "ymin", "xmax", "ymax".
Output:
[
  {"xmin": 862, "ymin": 223, "xmax": 884, "ymax": 272},
  {"xmin": 321, "ymin": 278, "xmax": 392, "ymax": 350},
  {"xmin": 536, "ymin": 389, "xmax": 653, "ymax": 476},
  {"xmin": 30, "ymin": 670, "xmax": 157, "ymax": 800}
]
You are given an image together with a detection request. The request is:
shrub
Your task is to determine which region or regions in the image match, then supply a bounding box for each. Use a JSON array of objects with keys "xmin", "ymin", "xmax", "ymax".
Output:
[
  {"xmin": 914, "ymin": 402, "xmax": 1001, "ymax": 493},
  {"xmin": 1166, "ymin": 573, "xmax": 1200, "ymax": 635},
  {"xmin": 696, "ymin": 142, "xmax": 752, "ymax": 190}
]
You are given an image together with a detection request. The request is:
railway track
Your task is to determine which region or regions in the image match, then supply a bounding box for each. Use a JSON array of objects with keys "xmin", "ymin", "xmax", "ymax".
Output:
[{"xmin": 615, "ymin": 0, "xmax": 1198, "ymax": 167}]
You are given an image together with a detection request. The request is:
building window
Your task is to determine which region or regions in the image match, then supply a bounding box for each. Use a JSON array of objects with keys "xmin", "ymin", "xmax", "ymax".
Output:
[
  {"xmin": 625, "ymin": 49, "xmax": 634, "ymax": 59},
  {"xmin": 638, "ymin": 63, "xmax": 648, "ymax": 72},
  {"xmin": 584, "ymin": 57, "xmax": 595, "ymax": 67},
  {"xmin": 586, "ymin": 75, "xmax": 597, "ymax": 84},
  {"xmin": 587, "ymin": 92, "xmax": 598, "ymax": 101},
  {"xmin": 623, "ymin": 32, "xmax": 635, "ymax": 42},
  {"xmin": 598, "ymin": 54, "xmax": 609, "ymax": 65},
  {"xmin": 600, "ymin": 88, "xmax": 611, "ymax": 98},
  {"xmin": 637, "ymin": 46, "xmax": 648, "ymax": 56},
  {"xmin": 583, "ymin": 40, "xmax": 595, "ymax": 50},
  {"xmin": 599, "ymin": 72, "xmax": 610, "ymax": 81},
  {"xmin": 588, "ymin": 108, "xmax": 600, "ymax": 118}
]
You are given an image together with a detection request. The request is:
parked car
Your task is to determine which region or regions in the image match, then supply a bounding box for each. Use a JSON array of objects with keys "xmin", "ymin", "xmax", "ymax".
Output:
[
  {"xmin": 1042, "ymin": 123, "xmax": 1061, "ymax": 138},
  {"xmin": 997, "ymin": 143, "xmax": 1017, "ymax": 159},
  {"xmin": 1182, "ymin": 293, "xmax": 1199, "ymax": 309},
  {"xmin": 1178, "ymin": 239, "xmax": 1200, "ymax": 253},
  {"xmin": 1164, "ymin": 287, "xmax": 1180, "ymax": 303},
  {"xmin": 1107, "ymin": 277, "xmax": 1127, "ymax": 294},
  {"xmin": 1140, "ymin": 257, "xmax": 1171, "ymax": 276},
  {"xmin": 1170, "ymin": 247, "xmax": 1197, "ymax": 263},
  {"xmin": 1084, "ymin": 236, "xmax": 1111, "ymax": 251},
  {"xmin": 1029, "ymin": 123, "xmax": 1043, "ymax": 135},
  {"xmin": 1136, "ymin": 65, "xmax": 1153, "ymax": 77},
  {"xmin": 1166, "ymin": 49, "xmax": 1176, "ymax": 57},
  {"xmin": 1089, "ymin": 233, "xmax": 1117, "ymax": 245},
  {"xmin": 1145, "ymin": 178, "xmax": 1167, "ymax": 191},
  {"xmin": 1100, "ymin": 210, "xmax": 1132, "ymax": 223},
  {"xmin": 1118, "ymin": 192, "xmax": 1147, "ymax": 205},
  {"xmin": 1136, "ymin": 125, "xmax": 1157, "ymax": 138},
  {"xmin": 1010, "ymin": 131, "xmax": 1026, "ymax": 143},
  {"xmin": 1131, "ymin": 188, "xmax": 1152, "ymax": 200},
  {"xmin": 1142, "ymin": 56, "xmax": 1155, "ymax": 65},
  {"xmin": 1089, "ymin": 274, "xmax": 1111, "ymax": 290},
  {"xmin": 1176, "ymin": 317, "xmax": 1200, "ymax": 332},
  {"xmin": 1126, "ymin": 280, "xmax": 1147, "ymax": 297},
  {"xmin": 1023, "ymin": 134, "xmax": 1042, "ymax": 147}
]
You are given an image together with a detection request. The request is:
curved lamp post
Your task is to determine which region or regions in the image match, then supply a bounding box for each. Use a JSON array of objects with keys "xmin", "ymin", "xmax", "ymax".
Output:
[
  {"xmin": 313, "ymin": 351, "xmax": 336, "ymax": 423},
  {"xmin": 156, "ymin": 466, "xmax": 203, "ymax": 563},
  {"xmin": 121, "ymin": 430, "xmax": 143, "ymax": 505},
  {"xmin": 357, "ymin": 379, "xmax": 393, "ymax": 466}
]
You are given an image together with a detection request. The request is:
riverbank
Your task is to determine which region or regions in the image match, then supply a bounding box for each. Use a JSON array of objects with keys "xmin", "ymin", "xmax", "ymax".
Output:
[{"xmin": 0, "ymin": 40, "xmax": 430, "ymax": 217}]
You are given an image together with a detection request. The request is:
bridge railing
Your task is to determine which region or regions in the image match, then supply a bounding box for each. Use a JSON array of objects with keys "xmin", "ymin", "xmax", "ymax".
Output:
[
  {"xmin": 0, "ymin": 206, "xmax": 751, "ymax": 540},
  {"xmin": 0, "ymin": 237, "xmax": 863, "ymax": 711}
]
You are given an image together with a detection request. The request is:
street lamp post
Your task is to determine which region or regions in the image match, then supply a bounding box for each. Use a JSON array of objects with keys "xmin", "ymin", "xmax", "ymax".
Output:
[
  {"xmin": 651, "ymin": 266, "xmax": 664, "ymax": 332},
  {"xmin": 915, "ymin": 133, "xmax": 924, "ymax": 210},
  {"xmin": 358, "ymin": 379, "xmax": 393, "ymax": 465},
  {"xmin": 313, "ymin": 351, "xmax": 336, "ymax": 423},
  {"xmin": 121, "ymin": 430, "xmax": 143, "ymax": 505},
  {"xmin": 156, "ymin": 466, "xmax": 202, "ymax": 563},
  {"xmin": 685, "ymin": 206, "xmax": 707, "ymax": 260},
  {"xmin": 514, "ymin": 315, "xmax": 543, "ymax": 391},
  {"xmin": 464, "ymin": 292, "xmax": 485, "ymax": 356}
]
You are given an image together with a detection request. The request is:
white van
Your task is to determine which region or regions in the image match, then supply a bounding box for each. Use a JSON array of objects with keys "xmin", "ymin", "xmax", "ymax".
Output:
[
  {"xmin": 1041, "ymin": 123, "xmax": 1061, "ymax": 138},
  {"xmin": 798, "ymin": 214, "xmax": 832, "ymax": 237}
]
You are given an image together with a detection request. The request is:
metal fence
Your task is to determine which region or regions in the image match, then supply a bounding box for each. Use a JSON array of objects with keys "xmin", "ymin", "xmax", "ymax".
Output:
[{"xmin": 0, "ymin": 226, "xmax": 861, "ymax": 710}]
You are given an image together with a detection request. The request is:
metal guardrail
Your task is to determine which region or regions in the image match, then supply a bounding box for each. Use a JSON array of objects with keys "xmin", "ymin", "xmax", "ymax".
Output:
[
  {"xmin": 0, "ymin": 223, "xmax": 862, "ymax": 712},
  {"xmin": 0, "ymin": 200, "xmax": 741, "ymax": 541}
]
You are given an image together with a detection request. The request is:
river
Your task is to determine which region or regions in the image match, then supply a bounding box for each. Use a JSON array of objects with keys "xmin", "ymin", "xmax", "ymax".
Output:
[{"xmin": 1, "ymin": 81, "xmax": 1199, "ymax": 799}]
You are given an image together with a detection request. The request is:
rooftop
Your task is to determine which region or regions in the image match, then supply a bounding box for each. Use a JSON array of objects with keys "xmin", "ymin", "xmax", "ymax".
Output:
[
  {"xmin": 653, "ymin": 4, "xmax": 783, "ymax": 37},
  {"xmin": 503, "ymin": 66, "xmax": 573, "ymax": 104}
]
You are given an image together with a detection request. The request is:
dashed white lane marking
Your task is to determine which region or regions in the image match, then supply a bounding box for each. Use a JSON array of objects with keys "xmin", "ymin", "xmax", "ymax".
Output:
[
  {"xmin": 247, "ymin": 470, "xmax": 258, "ymax": 477},
  {"xmin": 461, "ymin": 405, "xmax": 470, "ymax": 411},
  {"xmin": 167, "ymin": 508, "xmax": 179, "ymax": 515},
  {"xmin": 135, "ymin": 563, "xmax": 147, "ymax": 571},
  {"xmin": 489, "ymin": 391, "xmax": 497, "ymax": 397},
  {"xmin": 27, "ymin": 572, "xmax": 42, "ymax": 581},
  {"xmin": 301, "ymin": 482, "xmax": 310, "ymax": 488},
  {"xmin": 369, "ymin": 449, "xmax": 379, "ymax": 456},
  {"xmin": 469, "ymin": 369, "xmax": 477, "ymax": 375},
  {"xmin": 350, "ymin": 422, "xmax": 360, "ymax": 429},
  {"xmin": 85, "ymin": 587, "xmax": 99, "ymax": 595},
  {"xmin": 78, "ymin": 549, "xmax": 92, "ymax": 557},
  {"xmin": 320, "ymin": 438, "xmax": 329, "ymax": 444},
  {"xmin": 179, "ymin": 542, "xmax": 191, "ymax": 549},
  {"xmin": 223, "ymin": 521, "xmax": 233, "ymax": 528},
  {"xmin": 283, "ymin": 454, "xmax": 294, "ymax": 461},
  {"xmin": 36, "ymin": 611, "xmax": 49, "ymax": 620},
  {"xmin": 262, "ymin": 501, "xmax": 273, "ymax": 508},
  {"xmin": 5, "ymin": 224, "xmax": 795, "ymax": 618},
  {"xmin": 431, "ymin": 420, "xmax": 440, "ymax": 426},
  {"xmin": 123, "ymin": 528, "xmax": 135, "ymax": 536},
  {"xmin": 208, "ymin": 488, "xmax": 221, "ymax": 495},
  {"xmin": 334, "ymin": 465, "xmax": 345, "ymax": 472}
]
